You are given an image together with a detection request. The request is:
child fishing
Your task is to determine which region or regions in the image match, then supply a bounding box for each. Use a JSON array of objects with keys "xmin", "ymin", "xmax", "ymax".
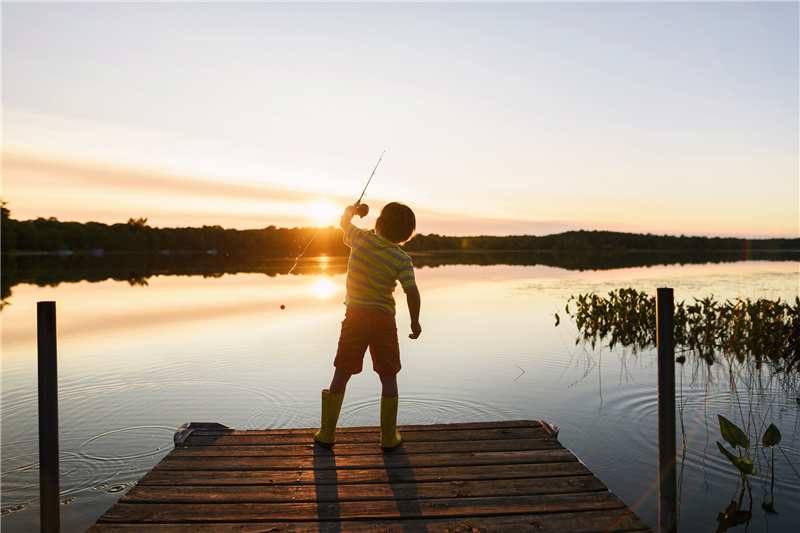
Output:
[{"xmin": 313, "ymin": 201, "xmax": 421, "ymax": 451}]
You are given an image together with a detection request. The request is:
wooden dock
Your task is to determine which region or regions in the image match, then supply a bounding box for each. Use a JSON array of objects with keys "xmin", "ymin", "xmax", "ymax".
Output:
[{"xmin": 89, "ymin": 420, "xmax": 652, "ymax": 532}]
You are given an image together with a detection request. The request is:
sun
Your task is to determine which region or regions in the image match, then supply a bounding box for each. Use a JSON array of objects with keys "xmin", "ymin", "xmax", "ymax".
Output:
[{"xmin": 306, "ymin": 200, "xmax": 341, "ymax": 226}]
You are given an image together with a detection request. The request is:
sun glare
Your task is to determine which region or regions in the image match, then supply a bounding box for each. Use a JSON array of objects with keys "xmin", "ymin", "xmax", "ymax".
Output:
[
  {"xmin": 310, "ymin": 279, "xmax": 338, "ymax": 299},
  {"xmin": 306, "ymin": 200, "xmax": 341, "ymax": 226}
]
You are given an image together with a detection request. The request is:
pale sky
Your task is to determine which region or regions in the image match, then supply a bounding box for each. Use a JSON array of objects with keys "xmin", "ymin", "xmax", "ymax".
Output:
[{"xmin": 2, "ymin": 1, "xmax": 798, "ymax": 238}]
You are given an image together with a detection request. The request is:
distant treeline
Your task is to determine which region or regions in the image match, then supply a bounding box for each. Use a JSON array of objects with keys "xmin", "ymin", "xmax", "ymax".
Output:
[
  {"xmin": 1, "ymin": 208, "xmax": 348, "ymax": 257},
  {"xmin": 2, "ymin": 206, "xmax": 798, "ymax": 255},
  {"xmin": 404, "ymin": 232, "xmax": 799, "ymax": 254}
]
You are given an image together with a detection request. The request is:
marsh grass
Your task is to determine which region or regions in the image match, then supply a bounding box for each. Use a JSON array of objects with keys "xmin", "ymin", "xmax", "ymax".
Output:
[
  {"xmin": 560, "ymin": 289, "xmax": 799, "ymax": 372},
  {"xmin": 559, "ymin": 289, "xmax": 799, "ymax": 530}
]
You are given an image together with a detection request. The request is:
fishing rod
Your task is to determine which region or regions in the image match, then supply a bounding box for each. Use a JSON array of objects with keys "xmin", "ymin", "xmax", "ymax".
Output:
[
  {"xmin": 354, "ymin": 150, "xmax": 385, "ymax": 218},
  {"xmin": 285, "ymin": 151, "xmax": 386, "ymax": 278}
]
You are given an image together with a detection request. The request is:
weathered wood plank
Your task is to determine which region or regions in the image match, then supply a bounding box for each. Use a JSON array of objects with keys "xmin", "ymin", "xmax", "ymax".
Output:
[
  {"xmin": 119, "ymin": 476, "xmax": 606, "ymax": 503},
  {"xmin": 181, "ymin": 426, "xmax": 553, "ymax": 447},
  {"xmin": 168, "ymin": 437, "xmax": 562, "ymax": 457},
  {"xmin": 178, "ymin": 420, "xmax": 549, "ymax": 437},
  {"xmin": 96, "ymin": 492, "xmax": 627, "ymax": 523},
  {"xmin": 135, "ymin": 461, "xmax": 593, "ymax": 486},
  {"xmin": 152, "ymin": 449, "xmax": 578, "ymax": 472},
  {"xmin": 89, "ymin": 508, "xmax": 649, "ymax": 532}
]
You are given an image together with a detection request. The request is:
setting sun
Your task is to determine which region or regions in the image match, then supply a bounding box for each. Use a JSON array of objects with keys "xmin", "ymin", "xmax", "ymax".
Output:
[{"xmin": 306, "ymin": 200, "xmax": 341, "ymax": 227}]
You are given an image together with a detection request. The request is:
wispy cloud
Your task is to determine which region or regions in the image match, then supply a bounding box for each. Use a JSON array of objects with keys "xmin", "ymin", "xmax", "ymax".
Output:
[{"xmin": 2, "ymin": 151, "xmax": 357, "ymax": 227}]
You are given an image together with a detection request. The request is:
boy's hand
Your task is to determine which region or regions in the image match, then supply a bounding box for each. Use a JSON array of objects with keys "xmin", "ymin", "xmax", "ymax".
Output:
[
  {"xmin": 340, "ymin": 205, "xmax": 357, "ymax": 228},
  {"xmin": 405, "ymin": 288, "xmax": 421, "ymax": 339}
]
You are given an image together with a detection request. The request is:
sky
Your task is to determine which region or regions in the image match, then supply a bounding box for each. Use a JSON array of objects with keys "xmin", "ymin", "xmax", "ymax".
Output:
[{"xmin": 2, "ymin": 1, "xmax": 798, "ymax": 238}]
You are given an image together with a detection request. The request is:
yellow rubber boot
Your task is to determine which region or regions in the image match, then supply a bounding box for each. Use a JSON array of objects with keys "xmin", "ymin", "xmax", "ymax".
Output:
[
  {"xmin": 380, "ymin": 395, "xmax": 402, "ymax": 451},
  {"xmin": 313, "ymin": 389, "xmax": 344, "ymax": 448}
]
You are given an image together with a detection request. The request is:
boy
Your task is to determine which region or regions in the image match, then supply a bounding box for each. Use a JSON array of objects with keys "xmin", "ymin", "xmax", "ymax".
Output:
[{"xmin": 313, "ymin": 201, "xmax": 421, "ymax": 451}]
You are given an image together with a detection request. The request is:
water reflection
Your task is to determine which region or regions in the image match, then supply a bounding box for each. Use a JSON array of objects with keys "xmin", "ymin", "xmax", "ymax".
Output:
[
  {"xmin": 1, "ymin": 257, "xmax": 798, "ymax": 532},
  {"xmin": 310, "ymin": 278, "xmax": 338, "ymax": 299}
]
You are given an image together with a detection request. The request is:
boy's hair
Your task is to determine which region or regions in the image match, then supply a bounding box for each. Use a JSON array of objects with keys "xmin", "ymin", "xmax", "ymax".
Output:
[{"xmin": 375, "ymin": 202, "xmax": 416, "ymax": 244}]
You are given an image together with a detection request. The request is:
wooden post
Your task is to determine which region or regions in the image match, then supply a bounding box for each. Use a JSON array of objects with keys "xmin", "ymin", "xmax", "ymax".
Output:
[
  {"xmin": 656, "ymin": 288, "xmax": 677, "ymax": 533},
  {"xmin": 37, "ymin": 301, "xmax": 61, "ymax": 533}
]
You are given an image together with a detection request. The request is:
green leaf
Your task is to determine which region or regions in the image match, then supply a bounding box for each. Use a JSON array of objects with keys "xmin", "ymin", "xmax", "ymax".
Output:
[
  {"xmin": 717, "ymin": 440, "xmax": 737, "ymax": 462},
  {"xmin": 762, "ymin": 423, "xmax": 782, "ymax": 447},
  {"xmin": 717, "ymin": 441, "xmax": 758, "ymax": 476},
  {"xmin": 718, "ymin": 415, "xmax": 750, "ymax": 449},
  {"xmin": 734, "ymin": 457, "xmax": 758, "ymax": 476}
]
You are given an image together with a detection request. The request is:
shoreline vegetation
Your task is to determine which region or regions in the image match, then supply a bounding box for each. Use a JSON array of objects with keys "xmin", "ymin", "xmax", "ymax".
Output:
[{"xmin": 3, "ymin": 210, "xmax": 798, "ymax": 306}]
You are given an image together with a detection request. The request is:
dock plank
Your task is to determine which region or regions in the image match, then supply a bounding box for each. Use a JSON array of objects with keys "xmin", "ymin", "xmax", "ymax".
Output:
[
  {"xmin": 118, "ymin": 476, "xmax": 607, "ymax": 503},
  {"xmin": 89, "ymin": 420, "xmax": 652, "ymax": 532},
  {"xmin": 169, "ymin": 437, "xmax": 562, "ymax": 456},
  {"xmin": 94, "ymin": 492, "xmax": 627, "ymax": 521},
  {"xmin": 181, "ymin": 426, "xmax": 554, "ymax": 446},
  {"xmin": 136, "ymin": 461, "xmax": 594, "ymax": 486},
  {"xmin": 152, "ymin": 449, "xmax": 578, "ymax": 471},
  {"xmin": 89, "ymin": 508, "xmax": 651, "ymax": 532}
]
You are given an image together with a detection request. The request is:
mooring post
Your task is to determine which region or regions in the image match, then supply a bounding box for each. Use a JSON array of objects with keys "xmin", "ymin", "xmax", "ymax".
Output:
[
  {"xmin": 656, "ymin": 288, "xmax": 677, "ymax": 533},
  {"xmin": 38, "ymin": 301, "xmax": 61, "ymax": 533}
]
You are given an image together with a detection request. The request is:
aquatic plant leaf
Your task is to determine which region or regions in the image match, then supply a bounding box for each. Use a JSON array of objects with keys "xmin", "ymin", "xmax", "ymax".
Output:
[
  {"xmin": 716, "ymin": 441, "xmax": 758, "ymax": 476},
  {"xmin": 734, "ymin": 457, "xmax": 757, "ymax": 476},
  {"xmin": 716, "ymin": 440, "xmax": 738, "ymax": 463},
  {"xmin": 718, "ymin": 415, "xmax": 750, "ymax": 449},
  {"xmin": 762, "ymin": 423, "xmax": 782, "ymax": 447}
]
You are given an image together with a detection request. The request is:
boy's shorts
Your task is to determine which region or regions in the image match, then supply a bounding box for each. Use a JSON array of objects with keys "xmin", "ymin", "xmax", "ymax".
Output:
[{"xmin": 334, "ymin": 307, "xmax": 401, "ymax": 376}]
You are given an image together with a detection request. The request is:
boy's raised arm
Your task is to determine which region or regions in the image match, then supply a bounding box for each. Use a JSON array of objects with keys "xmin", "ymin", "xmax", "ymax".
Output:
[
  {"xmin": 406, "ymin": 287, "xmax": 421, "ymax": 339},
  {"xmin": 340, "ymin": 205, "xmax": 357, "ymax": 229}
]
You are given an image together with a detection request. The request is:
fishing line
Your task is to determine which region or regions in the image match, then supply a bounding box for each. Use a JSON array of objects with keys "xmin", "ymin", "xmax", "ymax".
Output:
[
  {"xmin": 286, "ymin": 229, "xmax": 323, "ymax": 275},
  {"xmin": 286, "ymin": 152, "xmax": 385, "ymax": 276}
]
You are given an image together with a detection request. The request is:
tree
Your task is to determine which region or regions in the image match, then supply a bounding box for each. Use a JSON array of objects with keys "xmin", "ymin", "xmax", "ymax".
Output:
[{"xmin": 1, "ymin": 201, "xmax": 18, "ymax": 252}]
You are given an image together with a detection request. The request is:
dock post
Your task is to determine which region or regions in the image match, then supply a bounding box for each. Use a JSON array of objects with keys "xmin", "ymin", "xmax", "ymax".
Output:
[
  {"xmin": 656, "ymin": 288, "xmax": 677, "ymax": 533},
  {"xmin": 38, "ymin": 301, "xmax": 61, "ymax": 533}
]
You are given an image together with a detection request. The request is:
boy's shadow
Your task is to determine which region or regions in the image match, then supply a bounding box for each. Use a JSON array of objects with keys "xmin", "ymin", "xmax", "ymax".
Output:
[
  {"xmin": 382, "ymin": 444, "xmax": 428, "ymax": 533},
  {"xmin": 312, "ymin": 442, "xmax": 427, "ymax": 533},
  {"xmin": 312, "ymin": 445, "xmax": 340, "ymax": 532}
]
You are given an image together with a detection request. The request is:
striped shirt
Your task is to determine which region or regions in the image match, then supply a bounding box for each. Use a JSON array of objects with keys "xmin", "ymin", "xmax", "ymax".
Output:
[{"xmin": 342, "ymin": 221, "xmax": 417, "ymax": 316}]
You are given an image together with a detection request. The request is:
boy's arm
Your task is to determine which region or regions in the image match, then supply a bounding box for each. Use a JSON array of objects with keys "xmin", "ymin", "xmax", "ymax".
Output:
[
  {"xmin": 340, "ymin": 205, "xmax": 357, "ymax": 230},
  {"xmin": 405, "ymin": 287, "xmax": 422, "ymax": 339}
]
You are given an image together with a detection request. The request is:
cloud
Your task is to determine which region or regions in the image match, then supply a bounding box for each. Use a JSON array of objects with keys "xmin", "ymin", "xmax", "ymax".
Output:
[
  {"xmin": 3, "ymin": 151, "xmax": 340, "ymax": 203},
  {"xmin": 1, "ymin": 150, "xmax": 356, "ymax": 227}
]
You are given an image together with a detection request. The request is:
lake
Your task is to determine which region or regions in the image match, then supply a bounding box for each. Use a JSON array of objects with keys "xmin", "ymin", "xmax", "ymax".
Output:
[{"xmin": 1, "ymin": 253, "xmax": 798, "ymax": 532}]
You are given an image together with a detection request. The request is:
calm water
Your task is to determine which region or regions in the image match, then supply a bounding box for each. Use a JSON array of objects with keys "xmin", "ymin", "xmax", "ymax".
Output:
[{"xmin": 1, "ymin": 256, "xmax": 798, "ymax": 532}]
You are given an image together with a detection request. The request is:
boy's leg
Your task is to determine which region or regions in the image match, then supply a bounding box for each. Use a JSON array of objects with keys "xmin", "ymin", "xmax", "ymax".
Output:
[
  {"xmin": 329, "ymin": 368, "xmax": 352, "ymax": 394},
  {"xmin": 368, "ymin": 311, "xmax": 402, "ymax": 450},
  {"xmin": 380, "ymin": 384, "xmax": 402, "ymax": 451},
  {"xmin": 314, "ymin": 371, "xmax": 351, "ymax": 447},
  {"xmin": 379, "ymin": 373, "xmax": 398, "ymax": 398},
  {"xmin": 313, "ymin": 387, "xmax": 344, "ymax": 448}
]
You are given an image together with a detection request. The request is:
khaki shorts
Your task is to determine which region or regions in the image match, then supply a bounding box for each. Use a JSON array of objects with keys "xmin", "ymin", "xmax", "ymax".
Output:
[{"xmin": 334, "ymin": 307, "xmax": 401, "ymax": 376}]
